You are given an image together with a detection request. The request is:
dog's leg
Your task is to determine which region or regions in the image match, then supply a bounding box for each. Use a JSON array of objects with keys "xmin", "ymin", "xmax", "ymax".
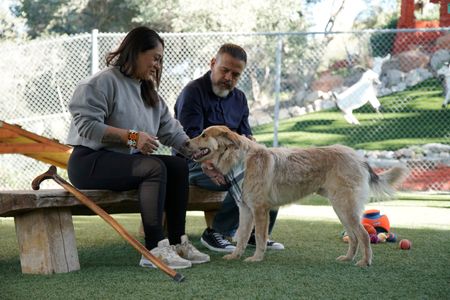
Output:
[
  {"xmin": 340, "ymin": 217, "xmax": 372, "ymax": 267},
  {"xmin": 341, "ymin": 229, "xmax": 358, "ymax": 261},
  {"xmin": 331, "ymin": 203, "xmax": 359, "ymax": 263},
  {"xmin": 223, "ymin": 202, "xmax": 253, "ymax": 260},
  {"xmin": 244, "ymin": 205, "xmax": 269, "ymax": 262},
  {"xmin": 332, "ymin": 200, "xmax": 371, "ymax": 267},
  {"xmin": 353, "ymin": 222, "xmax": 372, "ymax": 267},
  {"xmin": 329, "ymin": 189, "xmax": 371, "ymax": 267}
]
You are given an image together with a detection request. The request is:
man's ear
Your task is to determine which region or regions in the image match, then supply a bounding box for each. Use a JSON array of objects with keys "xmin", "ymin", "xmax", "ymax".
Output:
[{"xmin": 210, "ymin": 57, "xmax": 216, "ymax": 69}]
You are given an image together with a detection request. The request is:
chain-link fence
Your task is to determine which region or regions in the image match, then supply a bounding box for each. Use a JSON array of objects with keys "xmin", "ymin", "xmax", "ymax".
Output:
[{"xmin": 1, "ymin": 29, "xmax": 449, "ymax": 192}]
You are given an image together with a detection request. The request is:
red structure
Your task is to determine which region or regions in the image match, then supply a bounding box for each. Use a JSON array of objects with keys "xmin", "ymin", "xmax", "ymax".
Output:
[{"xmin": 393, "ymin": 0, "xmax": 450, "ymax": 53}]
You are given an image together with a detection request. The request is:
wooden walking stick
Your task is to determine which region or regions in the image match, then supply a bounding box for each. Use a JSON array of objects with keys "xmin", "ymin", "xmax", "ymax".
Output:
[{"xmin": 32, "ymin": 165, "xmax": 185, "ymax": 282}]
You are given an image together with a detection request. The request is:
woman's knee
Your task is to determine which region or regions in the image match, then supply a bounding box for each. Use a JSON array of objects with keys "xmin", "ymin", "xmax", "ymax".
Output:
[{"xmin": 135, "ymin": 157, "xmax": 167, "ymax": 181}]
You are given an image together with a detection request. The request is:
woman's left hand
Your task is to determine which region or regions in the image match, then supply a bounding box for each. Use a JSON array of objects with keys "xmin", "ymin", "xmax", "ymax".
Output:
[{"xmin": 137, "ymin": 132, "xmax": 159, "ymax": 154}]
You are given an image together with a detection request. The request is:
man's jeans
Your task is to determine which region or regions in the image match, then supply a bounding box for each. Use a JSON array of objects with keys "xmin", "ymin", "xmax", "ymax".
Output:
[{"xmin": 188, "ymin": 162, "xmax": 278, "ymax": 237}]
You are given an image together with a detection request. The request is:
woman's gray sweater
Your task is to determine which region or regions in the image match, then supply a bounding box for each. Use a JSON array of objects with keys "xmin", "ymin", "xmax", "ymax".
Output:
[{"xmin": 67, "ymin": 67, "xmax": 188, "ymax": 153}]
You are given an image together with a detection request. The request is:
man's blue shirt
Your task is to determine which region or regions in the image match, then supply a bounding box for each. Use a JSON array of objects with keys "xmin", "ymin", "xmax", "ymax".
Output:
[{"xmin": 174, "ymin": 71, "xmax": 252, "ymax": 138}]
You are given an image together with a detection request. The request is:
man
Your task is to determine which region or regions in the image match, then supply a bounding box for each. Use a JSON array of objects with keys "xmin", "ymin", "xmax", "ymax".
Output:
[{"xmin": 175, "ymin": 43, "xmax": 284, "ymax": 252}]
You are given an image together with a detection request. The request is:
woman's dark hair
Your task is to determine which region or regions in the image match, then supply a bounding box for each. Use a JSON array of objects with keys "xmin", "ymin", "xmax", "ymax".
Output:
[{"xmin": 106, "ymin": 26, "xmax": 164, "ymax": 107}]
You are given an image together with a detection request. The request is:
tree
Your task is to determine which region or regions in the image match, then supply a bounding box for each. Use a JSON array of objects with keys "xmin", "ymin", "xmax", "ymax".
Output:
[
  {"xmin": 11, "ymin": 0, "xmax": 141, "ymax": 38},
  {"xmin": 133, "ymin": 0, "xmax": 305, "ymax": 33},
  {"xmin": 0, "ymin": 2, "xmax": 26, "ymax": 40},
  {"xmin": 11, "ymin": 0, "xmax": 68, "ymax": 38}
]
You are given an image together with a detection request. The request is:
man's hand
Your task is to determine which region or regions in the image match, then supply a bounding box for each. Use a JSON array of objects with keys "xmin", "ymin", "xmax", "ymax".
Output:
[
  {"xmin": 201, "ymin": 161, "xmax": 226, "ymax": 186},
  {"xmin": 247, "ymin": 135, "xmax": 256, "ymax": 142}
]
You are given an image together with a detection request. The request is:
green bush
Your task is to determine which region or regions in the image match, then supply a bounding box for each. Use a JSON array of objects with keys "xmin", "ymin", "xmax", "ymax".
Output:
[{"xmin": 370, "ymin": 17, "xmax": 398, "ymax": 57}]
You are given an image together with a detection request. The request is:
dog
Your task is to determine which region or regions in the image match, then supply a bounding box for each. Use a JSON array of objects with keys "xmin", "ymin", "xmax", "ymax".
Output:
[{"xmin": 186, "ymin": 125, "xmax": 408, "ymax": 267}]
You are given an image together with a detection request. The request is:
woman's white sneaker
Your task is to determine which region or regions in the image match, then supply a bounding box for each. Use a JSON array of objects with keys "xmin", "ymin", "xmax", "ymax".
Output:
[
  {"xmin": 176, "ymin": 235, "xmax": 210, "ymax": 264},
  {"xmin": 139, "ymin": 239, "xmax": 192, "ymax": 269}
]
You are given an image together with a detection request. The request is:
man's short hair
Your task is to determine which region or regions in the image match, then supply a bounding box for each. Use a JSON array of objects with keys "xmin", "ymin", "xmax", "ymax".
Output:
[{"xmin": 217, "ymin": 43, "xmax": 247, "ymax": 64}]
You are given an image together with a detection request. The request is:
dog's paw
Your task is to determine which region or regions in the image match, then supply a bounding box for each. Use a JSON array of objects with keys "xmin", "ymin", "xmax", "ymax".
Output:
[
  {"xmin": 223, "ymin": 254, "xmax": 239, "ymax": 260},
  {"xmin": 244, "ymin": 256, "xmax": 263, "ymax": 262},
  {"xmin": 336, "ymin": 255, "xmax": 353, "ymax": 262},
  {"xmin": 355, "ymin": 259, "xmax": 371, "ymax": 267}
]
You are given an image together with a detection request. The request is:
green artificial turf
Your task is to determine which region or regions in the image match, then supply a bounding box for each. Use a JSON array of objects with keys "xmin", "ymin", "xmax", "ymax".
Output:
[{"xmin": 1, "ymin": 213, "xmax": 449, "ymax": 299}]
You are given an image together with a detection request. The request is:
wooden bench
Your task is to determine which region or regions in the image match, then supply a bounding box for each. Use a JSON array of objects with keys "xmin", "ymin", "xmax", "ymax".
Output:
[{"xmin": 0, "ymin": 186, "xmax": 226, "ymax": 275}]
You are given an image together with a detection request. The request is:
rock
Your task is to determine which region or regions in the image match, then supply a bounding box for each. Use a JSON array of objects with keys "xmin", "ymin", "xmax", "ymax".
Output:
[
  {"xmin": 311, "ymin": 73, "xmax": 344, "ymax": 92},
  {"xmin": 430, "ymin": 49, "xmax": 450, "ymax": 71},
  {"xmin": 436, "ymin": 33, "xmax": 450, "ymax": 50},
  {"xmin": 396, "ymin": 50, "xmax": 429, "ymax": 73},
  {"xmin": 306, "ymin": 104, "xmax": 314, "ymax": 113},
  {"xmin": 249, "ymin": 110, "xmax": 272, "ymax": 126},
  {"xmin": 288, "ymin": 106, "xmax": 307, "ymax": 117},
  {"xmin": 383, "ymin": 69, "xmax": 405, "ymax": 88},
  {"xmin": 293, "ymin": 90, "xmax": 307, "ymax": 106},
  {"xmin": 405, "ymin": 68, "xmax": 432, "ymax": 87},
  {"xmin": 321, "ymin": 99, "xmax": 336, "ymax": 110},
  {"xmin": 304, "ymin": 90, "xmax": 328, "ymax": 103},
  {"xmin": 313, "ymin": 99, "xmax": 322, "ymax": 111},
  {"xmin": 391, "ymin": 82, "xmax": 407, "ymax": 93},
  {"xmin": 355, "ymin": 149, "xmax": 365, "ymax": 158},
  {"xmin": 278, "ymin": 108, "xmax": 290, "ymax": 119},
  {"xmin": 423, "ymin": 143, "xmax": 450, "ymax": 153}
]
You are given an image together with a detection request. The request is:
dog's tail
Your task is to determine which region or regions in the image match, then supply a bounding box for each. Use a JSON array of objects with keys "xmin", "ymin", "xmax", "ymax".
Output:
[{"xmin": 366, "ymin": 163, "xmax": 409, "ymax": 200}]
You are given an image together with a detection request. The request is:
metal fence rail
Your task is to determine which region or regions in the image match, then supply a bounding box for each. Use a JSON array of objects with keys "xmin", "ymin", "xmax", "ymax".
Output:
[{"xmin": 1, "ymin": 29, "xmax": 449, "ymax": 191}]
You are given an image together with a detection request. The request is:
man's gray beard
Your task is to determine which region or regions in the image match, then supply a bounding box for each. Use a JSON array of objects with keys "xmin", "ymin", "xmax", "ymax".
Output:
[{"xmin": 212, "ymin": 84, "xmax": 230, "ymax": 98}]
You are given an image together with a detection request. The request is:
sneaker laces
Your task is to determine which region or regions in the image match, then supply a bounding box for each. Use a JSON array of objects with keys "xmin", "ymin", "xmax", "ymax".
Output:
[
  {"xmin": 158, "ymin": 244, "xmax": 181, "ymax": 260},
  {"xmin": 212, "ymin": 232, "xmax": 231, "ymax": 246},
  {"xmin": 181, "ymin": 240, "xmax": 202, "ymax": 254}
]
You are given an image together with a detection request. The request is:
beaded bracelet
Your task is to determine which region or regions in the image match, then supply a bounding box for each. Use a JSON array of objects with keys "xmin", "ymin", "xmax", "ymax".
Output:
[{"xmin": 127, "ymin": 130, "xmax": 139, "ymax": 149}]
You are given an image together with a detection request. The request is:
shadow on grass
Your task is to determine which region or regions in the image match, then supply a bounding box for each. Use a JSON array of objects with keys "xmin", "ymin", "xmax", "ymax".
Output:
[{"xmin": 1, "ymin": 215, "xmax": 449, "ymax": 299}]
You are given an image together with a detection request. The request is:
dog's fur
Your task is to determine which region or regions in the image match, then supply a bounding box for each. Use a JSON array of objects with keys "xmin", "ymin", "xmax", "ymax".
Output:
[{"xmin": 186, "ymin": 126, "xmax": 408, "ymax": 267}]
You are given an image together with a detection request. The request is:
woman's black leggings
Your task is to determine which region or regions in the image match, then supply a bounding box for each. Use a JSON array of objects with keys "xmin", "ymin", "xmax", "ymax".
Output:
[{"xmin": 68, "ymin": 146, "xmax": 188, "ymax": 250}]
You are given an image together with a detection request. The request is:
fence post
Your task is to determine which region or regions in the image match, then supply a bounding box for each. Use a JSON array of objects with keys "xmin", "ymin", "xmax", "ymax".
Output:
[
  {"xmin": 91, "ymin": 29, "xmax": 99, "ymax": 75},
  {"xmin": 273, "ymin": 36, "xmax": 283, "ymax": 147}
]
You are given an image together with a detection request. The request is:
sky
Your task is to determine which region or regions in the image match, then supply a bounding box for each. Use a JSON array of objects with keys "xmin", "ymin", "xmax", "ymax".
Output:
[
  {"xmin": 305, "ymin": 0, "xmax": 397, "ymax": 32},
  {"xmin": 306, "ymin": 0, "xmax": 366, "ymax": 32}
]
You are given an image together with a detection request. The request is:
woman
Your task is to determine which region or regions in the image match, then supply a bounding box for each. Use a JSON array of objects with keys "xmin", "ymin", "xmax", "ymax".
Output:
[{"xmin": 66, "ymin": 26, "xmax": 209, "ymax": 269}]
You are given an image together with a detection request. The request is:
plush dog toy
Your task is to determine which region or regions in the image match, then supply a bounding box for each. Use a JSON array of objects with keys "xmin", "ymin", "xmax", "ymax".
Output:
[
  {"xmin": 342, "ymin": 209, "xmax": 396, "ymax": 243},
  {"xmin": 362, "ymin": 209, "xmax": 390, "ymax": 233}
]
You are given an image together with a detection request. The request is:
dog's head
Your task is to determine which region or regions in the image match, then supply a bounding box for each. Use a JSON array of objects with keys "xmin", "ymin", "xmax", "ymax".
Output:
[{"xmin": 185, "ymin": 125, "xmax": 241, "ymax": 163}]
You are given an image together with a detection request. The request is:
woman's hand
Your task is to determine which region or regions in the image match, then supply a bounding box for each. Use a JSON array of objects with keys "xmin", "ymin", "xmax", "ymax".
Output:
[
  {"xmin": 201, "ymin": 160, "xmax": 226, "ymax": 186},
  {"xmin": 137, "ymin": 132, "xmax": 159, "ymax": 154}
]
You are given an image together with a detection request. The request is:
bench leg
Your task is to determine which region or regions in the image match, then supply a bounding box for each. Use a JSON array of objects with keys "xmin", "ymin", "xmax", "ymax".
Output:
[{"xmin": 14, "ymin": 208, "xmax": 80, "ymax": 274}]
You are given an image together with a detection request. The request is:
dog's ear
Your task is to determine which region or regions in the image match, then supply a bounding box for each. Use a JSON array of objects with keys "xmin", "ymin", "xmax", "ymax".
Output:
[{"xmin": 222, "ymin": 130, "xmax": 241, "ymax": 148}]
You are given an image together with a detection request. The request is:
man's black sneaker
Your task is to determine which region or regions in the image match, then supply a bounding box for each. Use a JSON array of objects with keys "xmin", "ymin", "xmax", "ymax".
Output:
[
  {"xmin": 200, "ymin": 228, "xmax": 236, "ymax": 253},
  {"xmin": 247, "ymin": 234, "xmax": 285, "ymax": 250}
]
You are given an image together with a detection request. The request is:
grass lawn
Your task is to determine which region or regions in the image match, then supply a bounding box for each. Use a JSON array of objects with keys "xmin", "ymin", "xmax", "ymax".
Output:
[
  {"xmin": 253, "ymin": 78, "xmax": 450, "ymax": 150},
  {"xmin": 1, "ymin": 211, "xmax": 449, "ymax": 299}
]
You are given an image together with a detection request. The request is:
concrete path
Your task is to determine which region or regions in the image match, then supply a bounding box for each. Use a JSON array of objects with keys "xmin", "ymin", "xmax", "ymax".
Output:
[{"xmin": 278, "ymin": 201, "xmax": 450, "ymax": 230}]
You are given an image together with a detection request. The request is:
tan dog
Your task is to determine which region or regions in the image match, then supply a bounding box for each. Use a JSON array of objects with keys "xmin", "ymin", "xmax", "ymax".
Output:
[{"xmin": 186, "ymin": 125, "xmax": 408, "ymax": 267}]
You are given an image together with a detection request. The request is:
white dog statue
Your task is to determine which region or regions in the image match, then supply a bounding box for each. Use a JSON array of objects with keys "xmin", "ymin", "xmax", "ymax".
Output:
[
  {"xmin": 333, "ymin": 55, "xmax": 390, "ymax": 125},
  {"xmin": 437, "ymin": 63, "xmax": 450, "ymax": 108}
]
